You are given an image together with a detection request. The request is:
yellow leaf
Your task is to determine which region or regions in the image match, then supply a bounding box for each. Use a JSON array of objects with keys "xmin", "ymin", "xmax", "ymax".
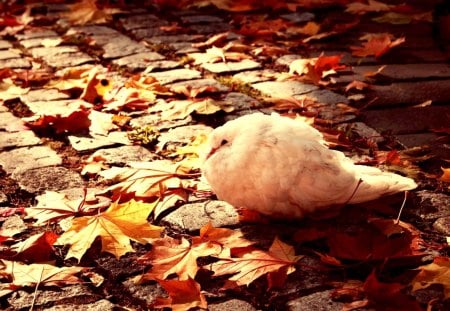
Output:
[
  {"xmin": 63, "ymin": 0, "xmax": 121, "ymax": 25},
  {"xmin": 439, "ymin": 167, "xmax": 450, "ymax": 183},
  {"xmin": 411, "ymin": 257, "xmax": 450, "ymax": 298},
  {"xmin": 56, "ymin": 200, "xmax": 163, "ymax": 261}
]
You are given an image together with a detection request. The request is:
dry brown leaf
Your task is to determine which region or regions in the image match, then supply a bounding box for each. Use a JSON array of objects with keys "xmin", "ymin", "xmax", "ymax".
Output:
[
  {"xmin": 64, "ymin": 0, "xmax": 121, "ymax": 25},
  {"xmin": 351, "ymin": 33, "xmax": 405, "ymax": 58},
  {"xmin": 56, "ymin": 200, "xmax": 163, "ymax": 261},
  {"xmin": 411, "ymin": 257, "xmax": 450, "ymax": 298}
]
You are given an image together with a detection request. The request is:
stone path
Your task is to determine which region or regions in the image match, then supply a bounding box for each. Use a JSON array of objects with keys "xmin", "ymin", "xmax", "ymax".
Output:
[{"xmin": 0, "ymin": 1, "xmax": 449, "ymax": 310}]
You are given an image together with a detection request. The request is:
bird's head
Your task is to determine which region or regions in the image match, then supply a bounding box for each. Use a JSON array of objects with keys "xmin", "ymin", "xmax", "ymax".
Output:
[{"xmin": 205, "ymin": 125, "xmax": 235, "ymax": 160}]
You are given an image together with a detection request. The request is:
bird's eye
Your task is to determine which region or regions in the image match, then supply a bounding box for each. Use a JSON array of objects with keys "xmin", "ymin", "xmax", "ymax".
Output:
[{"xmin": 220, "ymin": 139, "xmax": 228, "ymax": 146}]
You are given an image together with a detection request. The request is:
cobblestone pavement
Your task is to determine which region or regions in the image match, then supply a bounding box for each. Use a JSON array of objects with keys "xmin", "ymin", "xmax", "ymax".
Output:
[{"xmin": 0, "ymin": 1, "xmax": 449, "ymax": 310}]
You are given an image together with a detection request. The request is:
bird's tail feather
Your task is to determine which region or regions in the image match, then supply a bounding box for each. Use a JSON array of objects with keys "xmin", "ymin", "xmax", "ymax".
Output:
[{"xmin": 349, "ymin": 165, "xmax": 417, "ymax": 203}]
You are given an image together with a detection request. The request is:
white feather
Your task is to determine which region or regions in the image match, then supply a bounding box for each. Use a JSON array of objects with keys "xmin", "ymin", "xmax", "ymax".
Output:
[{"xmin": 202, "ymin": 113, "xmax": 417, "ymax": 218}]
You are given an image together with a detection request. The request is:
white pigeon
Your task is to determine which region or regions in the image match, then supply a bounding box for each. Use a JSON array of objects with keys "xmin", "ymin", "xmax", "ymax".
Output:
[{"xmin": 202, "ymin": 113, "xmax": 417, "ymax": 219}]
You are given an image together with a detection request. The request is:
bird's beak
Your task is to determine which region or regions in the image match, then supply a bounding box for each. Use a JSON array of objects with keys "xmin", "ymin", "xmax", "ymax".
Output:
[{"xmin": 205, "ymin": 147, "xmax": 218, "ymax": 160}]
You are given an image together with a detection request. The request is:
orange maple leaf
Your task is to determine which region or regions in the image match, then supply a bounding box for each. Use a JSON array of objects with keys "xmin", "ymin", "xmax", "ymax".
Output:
[
  {"xmin": 351, "ymin": 33, "xmax": 405, "ymax": 58},
  {"xmin": 135, "ymin": 236, "xmax": 222, "ymax": 282},
  {"xmin": 210, "ymin": 237, "xmax": 300, "ymax": 287},
  {"xmin": 153, "ymin": 277, "xmax": 207, "ymax": 311}
]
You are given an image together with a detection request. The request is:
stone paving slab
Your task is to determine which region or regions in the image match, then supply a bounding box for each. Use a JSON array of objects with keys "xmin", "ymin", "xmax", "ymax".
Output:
[
  {"xmin": 12, "ymin": 166, "xmax": 84, "ymax": 193},
  {"xmin": 294, "ymin": 89, "xmax": 349, "ymax": 105},
  {"xmin": 144, "ymin": 34, "xmax": 204, "ymax": 44},
  {"xmin": 44, "ymin": 51, "xmax": 94, "ymax": 68},
  {"xmin": 361, "ymin": 105, "xmax": 450, "ymax": 135},
  {"xmin": 102, "ymin": 37, "xmax": 149, "ymax": 59},
  {"xmin": 140, "ymin": 59, "xmax": 181, "ymax": 72},
  {"xmin": 45, "ymin": 299, "xmax": 116, "ymax": 311},
  {"xmin": 130, "ymin": 27, "xmax": 169, "ymax": 40},
  {"xmin": 88, "ymin": 145, "xmax": 158, "ymax": 165},
  {"xmin": 68, "ymin": 132, "xmax": 130, "ymax": 151},
  {"xmin": 0, "ymin": 40, "xmax": 12, "ymax": 49},
  {"xmin": 0, "ymin": 49, "xmax": 21, "ymax": 60},
  {"xmin": 0, "ymin": 58, "xmax": 31, "ymax": 68},
  {"xmin": 167, "ymin": 78, "xmax": 229, "ymax": 92},
  {"xmin": 201, "ymin": 59, "xmax": 261, "ymax": 73},
  {"xmin": 25, "ymin": 99, "xmax": 93, "ymax": 116},
  {"xmin": 189, "ymin": 23, "xmax": 231, "ymax": 34},
  {"xmin": 367, "ymin": 80, "xmax": 450, "ymax": 107},
  {"xmin": 146, "ymin": 68, "xmax": 202, "ymax": 84},
  {"xmin": 0, "ymin": 112, "xmax": 28, "ymax": 132},
  {"xmin": 112, "ymin": 51, "xmax": 166, "ymax": 69},
  {"xmin": 19, "ymin": 36, "xmax": 61, "ymax": 49},
  {"xmin": 20, "ymin": 89, "xmax": 70, "ymax": 103},
  {"xmin": 119, "ymin": 14, "xmax": 166, "ymax": 30},
  {"xmin": 353, "ymin": 63, "xmax": 450, "ymax": 80},
  {"xmin": 30, "ymin": 46, "xmax": 79, "ymax": 58},
  {"xmin": 0, "ymin": 130, "xmax": 41, "ymax": 150},
  {"xmin": 0, "ymin": 145, "xmax": 62, "ymax": 174},
  {"xmin": 180, "ymin": 14, "xmax": 224, "ymax": 24},
  {"xmin": 252, "ymin": 80, "xmax": 318, "ymax": 97},
  {"xmin": 15, "ymin": 29, "xmax": 58, "ymax": 40}
]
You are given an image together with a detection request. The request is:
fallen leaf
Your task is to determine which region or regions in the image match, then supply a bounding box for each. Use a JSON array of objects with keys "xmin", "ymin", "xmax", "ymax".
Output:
[
  {"xmin": 411, "ymin": 257, "xmax": 450, "ymax": 298},
  {"xmin": 25, "ymin": 107, "xmax": 91, "ymax": 134},
  {"xmin": 153, "ymin": 277, "xmax": 207, "ymax": 311},
  {"xmin": 373, "ymin": 11, "xmax": 432, "ymax": 24},
  {"xmin": 345, "ymin": 80, "xmax": 370, "ymax": 92},
  {"xmin": 346, "ymin": 0, "xmax": 391, "ymax": 15},
  {"xmin": 56, "ymin": 200, "xmax": 163, "ymax": 261},
  {"xmin": 97, "ymin": 161, "xmax": 196, "ymax": 201},
  {"xmin": 64, "ymin": 0, "xmax": 121, "ymax": 25},
  {"xmin": 351, "ymin": 33, "xmax": 405, "ymax": 58},
  {"xmin": 439, "ymin": 167, "xmax": 450, "ymax": 183},
  {"xmin": 136, "ymin": 237, "xmax": 221, "ymax": 282},
  {"xmin": 161, "ymin": 99, "xmax": 224, "ymax": 120},
  {"xmin": 363, "ymin": 270, "xmax": 422, "ymax": 311},
  {"xmin": 9, "ymin": 232, "xmax": 58, "ymax": 263},
  {"xmin": 0, "ymin": 260, "xmax": 85, "ymax": 297},
  {"xmin": 210, "ymin": 237, "xmax": 298, "ymax": 286},
  {"xmin": 26, "ymin": 190, "xmax": 110, "ymax": 225}
]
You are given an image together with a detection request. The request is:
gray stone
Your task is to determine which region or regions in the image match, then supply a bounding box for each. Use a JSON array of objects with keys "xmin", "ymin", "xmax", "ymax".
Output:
[
  {"xmin": 410, "ymin": 191, "xmax": 450, "ymax": 220},
  {"xmin": 144, "ymin": 34, "xmax": 204, "ymax": 44},
  {"xmin": 0, "ymin": 145, "xmax": 62, "ymax": 174},
  {"xmin": 20, "ymin": 36, "xmax": 60, "ymax": 48},
  {"xmin": 233, "ymin": 69, "xmax": 278, "ymax": 84},
  {"xmin": 201, "ymin": 59, "xmax": 261, "ymax": 73},
  {"xmin": 119, "ymin": 14, "xmax": 165, "ymax": 30},
  {"xmin": 140, "ymin": 60, "xmax": 181, "ymax": 72},
  {"xmin": 209, "ymin": 299, "xmax": 256, "ymax": 311},
  {"xmin": 25, "ymin": 99, "xmax": 93, "ymax": 116},
  {"xmin": 68, "ymin": 132, "xmax": 130, "ymax": 152},
  {"xmin": 0, "ymin": 112, "xmax": 27, "ymax": 132},
  {"xmin": 189, "ymin": 23, "xmax": 231, "ymax": 34},
  {"xmin": 157, "ymin": 124, "xmax": 213, "ymax": 147},
  {"xmin": 172, "ymin": 42, "xmax": 200, "ymax": 54},
  {"xmin": 44, "ymin": 52, "xmax": 94, "ymax": 67},
  {"xmin": 123, "ymin": 277, "xmax": 165, "ymax": 305},
  {"xmin": 276, "ymin": 54, "xmax": 303, "ymax": 67},
  {"xmin": 30, "ymin": 46, "xmax": 79, "ymax": 58},
  {"xmin": 361, "ymin": 106, "xmax": 450, "ymax": 135},
  {"xmin": 367, "ymin": 81, "xmax": 450, "ymax": 107},
  {"xmin": 162, "ymin": 200, "xmax": 239, "ymax": 231},
  {"xmin": 112, "ymin": 51, "xmax": 165, "ymax": 68},
  {"xmin": 287, "ymin": 290, "xmax": 344, "ymax": 311},
  {"xmin": 281, "ymin": 12, "xmax": 315, "ymax": 23},
  {"xmin": 395, "ymin": 133, "xmax": 441, "ymax": 148},
  {"xmin": 0, "ymin": 49, "xmax": 21, "ymax": 60},
  {"xmin": 20, "ymin": 88, "xmax": 70, "ymax": 103},
  {"xmin": 130, "ymin": 113, "xmax": 192, "ymax": 130},
  {"xmin": 102, "ymin": 37, "xmax": 149, "ymax": 59},
  {"xmin": 0, "ymin": 40, "xmax": 12, "ymax": 49},
  {"xmin": 180, "ymin": 15, "xmax": 223, "ymax": 24},
  {"xmin": 433, "ymin": 217, "xmax": 450, "ymax": 235},
  {"xmin": 15, "ymin": 29, "xmax": 58, "ymax": 40},
  {"xmin": 146, "ymin": 68, "xmax": 202, "ymax": 85},
  {"xmin": 0, "ymin": 58, "xmax": 31, "ymax": 68},
  {"xmin": 45, "ymin": 299, "xmax": 116, "ymax": 311},
  {"xmin": 222, "ymin": 92, "xmax": 264, "ymax": 110},
  {"xmin": 66, "ymin": 25, "xmax": 119, "ymax": 36},
  {"xmin": 0, "ymin": 130, "xmax": 41, "ymax": 150},
  {"xmin": 252, "ymin": 80, "xmax": 318, "ymax": 97},
  {"xmin": 7, "ymin": 285, "xmax": 98, "ymax": 309},
  {"xmin": 309, "ymin": 50, "xmax": 376, "ymax": 65},
  {"xmin": 168, "ymin": 78, "xmax": 229, "ymax": 92},
  {"xmin": 89, "ymin": 145, "xmax": 158, "ymax": 165},
  {"xmin": 12, "ymin": 166, "xmax": 84, "ymax": 193},
  {"xmin": 294, "ymin": 89, "xmax": 349, "ymax": 105},
  {"xmin": 354, "ymin": 63, "xmax": 450, "ymax": 80},
  {"xmin": 131, "ymin": 27, "xmax": 168, "ymax": 40}
]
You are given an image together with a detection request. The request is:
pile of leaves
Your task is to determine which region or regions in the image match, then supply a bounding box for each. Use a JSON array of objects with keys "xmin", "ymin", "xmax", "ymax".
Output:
[{"xmin": 1, "ymin": 0, "xmax": 450, "ymax": 310}]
